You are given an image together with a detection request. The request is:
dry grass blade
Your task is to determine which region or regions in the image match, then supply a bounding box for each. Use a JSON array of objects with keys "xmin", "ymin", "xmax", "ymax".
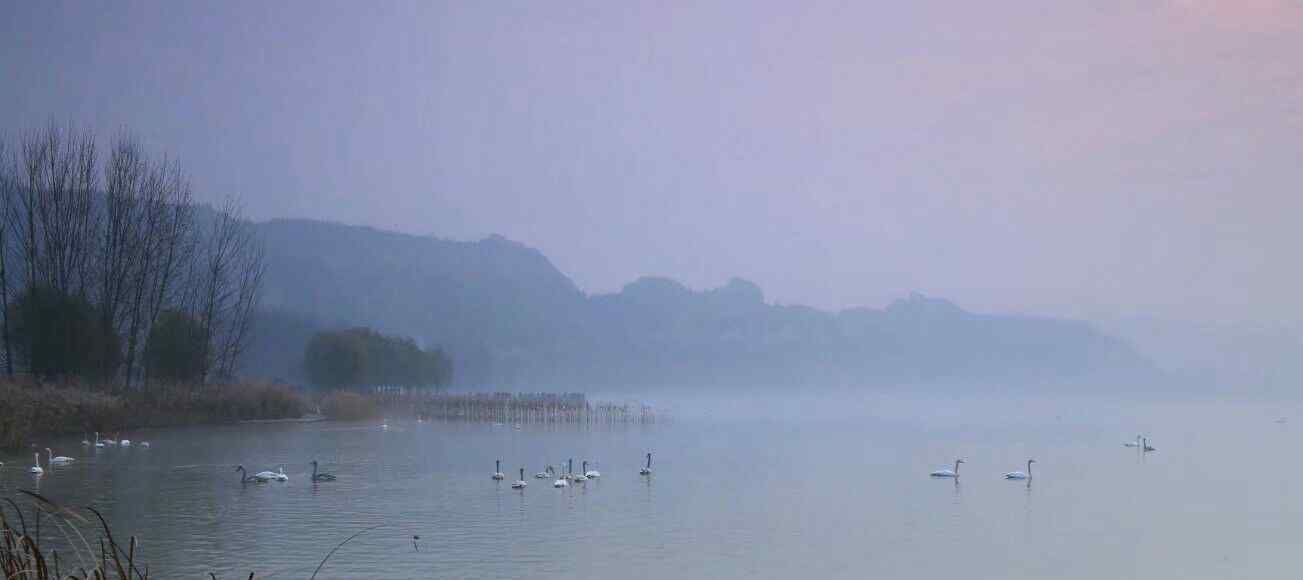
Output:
[{"xmin": 308, "ymin": 524, "xmax": 383, "ymax": 580}]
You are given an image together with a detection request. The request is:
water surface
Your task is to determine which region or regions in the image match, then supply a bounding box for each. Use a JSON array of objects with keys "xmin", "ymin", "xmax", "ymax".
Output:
[{"xmin": 1, "ymin": 392, "xmax": 1296, "ymax": 579}]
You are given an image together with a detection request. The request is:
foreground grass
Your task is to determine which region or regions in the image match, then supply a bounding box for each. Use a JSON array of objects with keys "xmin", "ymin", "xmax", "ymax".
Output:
[
  {"xmin": 0, "ymin": 379, "xmax": 306, "ymax": 449},
  {"xmin": 1, "ymin": 490, "xmax": 151, "ymax": 580}
]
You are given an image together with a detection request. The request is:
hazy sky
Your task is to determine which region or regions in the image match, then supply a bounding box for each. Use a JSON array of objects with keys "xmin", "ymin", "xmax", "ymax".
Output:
[{"xmin": 3, "ymin": 1, "xmax": 1300, "ymax": 324}]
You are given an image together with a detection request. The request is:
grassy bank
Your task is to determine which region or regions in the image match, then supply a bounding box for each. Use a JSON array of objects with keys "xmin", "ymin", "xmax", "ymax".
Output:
[{"xmin": 0, "ymin": 379, "xmax": 306, "ymax": 449}]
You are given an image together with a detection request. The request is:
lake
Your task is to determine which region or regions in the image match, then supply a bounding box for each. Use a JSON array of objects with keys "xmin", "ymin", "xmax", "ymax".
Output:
[{"xmin": 1, "ymin": 391, "xmax": 1297, "ymax": 579}]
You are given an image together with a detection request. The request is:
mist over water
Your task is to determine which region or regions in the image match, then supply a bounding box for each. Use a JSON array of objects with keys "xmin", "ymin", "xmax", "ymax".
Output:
[{"xmin": 4, "ymin": 388, "xmax": 1297, "ymax": 579}]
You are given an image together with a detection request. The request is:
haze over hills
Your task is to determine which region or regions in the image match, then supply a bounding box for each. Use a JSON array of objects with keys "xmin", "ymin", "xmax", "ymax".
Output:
[{"xmin": 246, "ymin": 218, "xmax": 1156, "ymax": 391}]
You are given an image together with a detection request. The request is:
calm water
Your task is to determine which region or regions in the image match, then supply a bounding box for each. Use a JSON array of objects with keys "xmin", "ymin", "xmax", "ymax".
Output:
[{"xmin": 1, "ymin": 392, "xmax": 1299, "ymax": 579}]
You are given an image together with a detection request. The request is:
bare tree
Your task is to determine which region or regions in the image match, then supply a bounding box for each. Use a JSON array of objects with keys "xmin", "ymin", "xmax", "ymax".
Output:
[
  {"xmin": 0, "ymin": 135, "xmax": 14, "ymax": 376},
  {"xmin": 192, "ymin": 197, "xmax": 264, "ymax": 383},
  {"xmin": 125, "ymin": 151, "xmax": 194, "ymax": 387},
  {"xmin": 17, "ymin": 122, "xmax": 99, "ymax": 296}
]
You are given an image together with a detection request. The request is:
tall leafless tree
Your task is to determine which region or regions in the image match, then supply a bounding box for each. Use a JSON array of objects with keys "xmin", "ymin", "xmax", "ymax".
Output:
[
  {"xmin": 192, "ymin": 197, "xmax": 264, "ymax": 383},
  {"xmin": 0, "ymin": 136, "xmax": 14, "ymax": 376}
]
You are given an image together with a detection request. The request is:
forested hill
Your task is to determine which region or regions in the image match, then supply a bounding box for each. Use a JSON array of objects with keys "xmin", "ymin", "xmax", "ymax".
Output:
[{"xmin": 246, "ymin": 218, "xmax": 1155, "ymax": 389}]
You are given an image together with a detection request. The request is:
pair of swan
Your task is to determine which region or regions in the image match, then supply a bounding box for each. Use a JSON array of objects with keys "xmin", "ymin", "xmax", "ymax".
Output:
[
  {"xmin": 84, "ymin": 432, "xmax": 149, "ymax": 448},
  {"xmin": 1124, "ymin": 435, "xmax": 1157, "ymax": 452},
  {"xmin": 28, "ymin": 448, "xmax": 77, "ymax": 474},
  {"xmin": 928, "ymin": 458, "xmax": 1038, "ymax": 480}
]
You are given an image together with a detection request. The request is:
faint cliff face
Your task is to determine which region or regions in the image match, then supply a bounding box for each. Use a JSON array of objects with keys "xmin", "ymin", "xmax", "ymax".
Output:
[{"xmin": 249, "ymin": 219, "xmax": 1154, "ymax": 390}]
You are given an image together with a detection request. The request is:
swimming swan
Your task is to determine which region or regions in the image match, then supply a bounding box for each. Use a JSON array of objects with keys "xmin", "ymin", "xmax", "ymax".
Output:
[
  {"xmin": 46, "ymin": 448, "xmax": 75, "ymax": 465},
  {"xmin": 311, "ymin": 460, "xmax": 337, "ymax": 481},
  {"xmin": 1123, "ymin": 435, "xmax": 1141, "ymax": 448},
  {"xmin": 1004, "ymin": 459, "xmax": 1035, "ymax": 480},
  {"xmin": 511, "ymin": 468, "xmax": 527, "ymax": 489},
  {"xmin": 639, "ymin": 453, "xmax": 653, "ymax": 475},
  {"xmin": 29, "ymin": 453, "xmax": 43, "ymax": 475},
  {"xmin": 930, "ymin": 459, "xmax": 965, "ymax": 478},
  {"xmin": 492, "ymin": 460, "xmax": 506, "ymax": 480},
  {"xmin": 584, "ymin": 461, "xmax": 601, "ymax": 478}
]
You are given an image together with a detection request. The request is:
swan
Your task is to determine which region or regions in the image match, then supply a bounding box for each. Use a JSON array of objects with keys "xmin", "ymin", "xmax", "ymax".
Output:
[
  {"xmin": 46, "ymin": 448, "xmax": 75, "ymax": 465},
  {"xmin": 511, "ymin": 468, "xmax": 527, "ymax": 489},
  {"xmin": 311, "ymin": 460, "xmax": 336, "ymax": 482},
  {"xmin": 574, "ymin": 461, "xmax": 588, "ymax": 483},
  {"xmin": 553, "ymin": 476, "xmax": 568, "ymax": 488},
  {"xmin": 584, "ymin": 461, "xmax": 601, "ymax": 479},
  {"xmin": 252, "ymin": 467, "xmax": 281, "ymax": 481},
  {"xmin": 1142, "ymin": 438, "xmax": 1156, "ymax": 452},
  {"xmin": 140, "ymin": 442, "xmax": 151, "ymax": 448},
  {"xmin": 535, "ymin": 465, "xmax": 554, "ymax": 479},
  {"xmin": 101, "ymin": 434, "xmax": 117, "ymax": 446},
  {"xmin": 120, "ymin": 439, "xmax": 131, "ymax": 447},
  {"xmin": 492, "ymin": 460, "xmax": 506, "ymax": 480},
  {"xmin": 94, "ymin": 432, "xmax": 105, "ymax": 448},
  {"xmin": 930, "ymin": 459, "xmax": 965, "ymax": 478},
  {"xmin": 81, "ymin": 434, "xmax": 90, "ymax": 446},
  {"xmin": 1004, "ymin": 459, "xmax": 1035, "ymax": 480},
  {"xmin": 639, "ymin": 452, "xmax": 653, "ymax": 475},
  {"xmin": 236, "ymin": 465, "xmax": 265, "ymax": 483},
  {"xmin": 29, "ymin": 453, "xmax": 44, "ymax": 475},
  {"xmin": 275, "ymin": 466, "xmax": 290, "ymax": 481},
  {"xmin": 1123, "ymin": 435, "xmax": 1141, "ymax": 448}
]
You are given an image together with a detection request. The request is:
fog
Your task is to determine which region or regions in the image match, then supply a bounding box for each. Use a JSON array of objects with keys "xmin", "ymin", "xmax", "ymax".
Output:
[{"xmin": 4, "ymin": 1, "xmax": 1301, "ymax": 388}]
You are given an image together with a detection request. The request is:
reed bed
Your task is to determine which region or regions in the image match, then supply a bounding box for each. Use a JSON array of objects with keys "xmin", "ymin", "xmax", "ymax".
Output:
[
  {"xmin": 411, "ymin": 392, "xmax": 661, "ymax": 425},
  {"xmin": 0, "ymin": 378, "xmax": 307, "ymax": 449}
]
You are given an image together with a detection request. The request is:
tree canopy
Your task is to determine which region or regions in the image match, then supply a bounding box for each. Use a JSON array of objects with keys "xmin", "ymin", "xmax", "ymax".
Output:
[{"xmin": 304, "ymin": 327, "xmax": 451, "ymax": 390}]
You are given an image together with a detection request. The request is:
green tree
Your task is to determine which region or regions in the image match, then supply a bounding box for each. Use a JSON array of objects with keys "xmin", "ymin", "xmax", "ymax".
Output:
[
  {"xmin": 303, "ymin": 329, "xmax": 367, "ymax": 389},
  {"xmin": 303, "ymin": 327, "xmax": 452, "ymax": 389},
  {"xmin": 11, "ymin": 286, "xmax": 121, "ymax": 381},
  {"xmin": 144, "ymin": 309, "xmax": 206, "ymax": 383}
]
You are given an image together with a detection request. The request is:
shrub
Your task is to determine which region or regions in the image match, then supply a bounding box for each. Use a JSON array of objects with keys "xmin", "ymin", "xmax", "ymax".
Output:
[{"xmin": 319, "ymin": 391, "xmax": 380, "ymax": 421}]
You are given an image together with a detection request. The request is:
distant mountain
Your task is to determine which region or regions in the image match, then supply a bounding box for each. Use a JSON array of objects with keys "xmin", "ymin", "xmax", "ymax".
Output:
[{"xmin": 246, "ymin": 218, "xmax": 1155, "ymax": 390}]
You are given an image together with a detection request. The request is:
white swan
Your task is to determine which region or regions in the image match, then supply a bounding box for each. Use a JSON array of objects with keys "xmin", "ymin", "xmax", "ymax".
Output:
[
  {"xmin": 46, "ymin": 448, "xmax": 75, "ymax": 465},
  {"xmin": 140, "ymin": 442, "xmax": 151, "ymax": 448},
  {"xmin": 81, "ymin": 435, "xmax": 91, "ymax": 446},
  {"xmin": 252, "ymin": 467, "xmax": 283, "ymax": 482},
  {"xmin": 275, "ymin": 466, "xmax": 290, "ymax": 481},
  {"xmin": 491, "ymin": 460, "xmax": 506, "ymax": 480},
  {"xmin": 1123, "ymin": 435, "xmax": 1141, "ymax": 448},
  {"xmin": 94, "ymin": 432, "xmax": 106, "ymax": 448},
  {"xmin": 101, "ymin": 434, "xmax": 117, "ymax": 446},
  {"xmin": 639, "ymin": 452, "xmax": 653, "ymax": 475},
  {"xmin": 930, "ymin": 459, "xmax": 965, "ymax": 478},
  {"xmin": 120, "ymin": 439, "xmax": 131, "ymax": 447},
  {"xmin": 553, "ymin": 477, "xmax": 568, "ymax": 488},
  {"xmin": 1142, "ymin": 438, "xmax": 1156, "ymax": 452},
  {"xmin": 511, "ymin": 468, "xmax": 527, "ymax": 489},
  {"xmin": 1004, "ymin": 459, "xmax": 1035, "ymax": 480},
  {"xmin": 29, "ymin": 453, "xmax": 44, "ymax": 475},
  {"xmin": 584, "ymin": 461, "xmax": 601, "ymax": 479},
  {"xmin": 573, "ymin": 461, "xmax": 591, "ymax": 482},
  {"xmin": 535, "ymin": 465, "xmax": 554, "ymax": 479}
]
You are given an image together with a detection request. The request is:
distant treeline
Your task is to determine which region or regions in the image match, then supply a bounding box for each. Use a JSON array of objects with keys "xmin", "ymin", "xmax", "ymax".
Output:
[
  {"xmin": 0, "ymin": 122, "xmax": 264, "ymax": 387},
  {"xmin": 304, "ymin": 326, "xmax": 452, "ymax": 389}
]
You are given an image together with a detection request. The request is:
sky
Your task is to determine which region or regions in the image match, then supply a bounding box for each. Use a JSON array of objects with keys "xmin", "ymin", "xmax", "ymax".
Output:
[{"xmin": 2, "ymin": 0, "xmax": 1301, "ymax": 326}]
